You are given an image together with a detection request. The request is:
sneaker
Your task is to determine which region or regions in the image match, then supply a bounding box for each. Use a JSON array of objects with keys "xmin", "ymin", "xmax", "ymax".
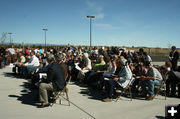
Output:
[
  {"xmin": 103, "ymin": 98, "xmax": 112, "ymax": 102},
  {"xmin": 146, "ymin": 96, "xmax": 154, "ymax": 100}
]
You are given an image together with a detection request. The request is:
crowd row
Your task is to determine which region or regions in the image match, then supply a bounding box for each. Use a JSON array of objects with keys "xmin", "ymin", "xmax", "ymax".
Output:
[{"xmin": 0, "ymin": 45, "xmax": 179, "ymax": 107}]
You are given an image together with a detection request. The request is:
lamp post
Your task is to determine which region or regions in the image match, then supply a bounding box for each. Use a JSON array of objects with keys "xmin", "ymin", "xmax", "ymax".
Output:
[
  {"xmin": 42, "ymin": 28, "xmax": 48, "ymax": 47},
  {"xmin": 8, "ymin": 32, "xmax": 12, "ymax": 45},
  {"xmin": 87, "ymin": 16, "xmax": 95, "ymax": 47}
]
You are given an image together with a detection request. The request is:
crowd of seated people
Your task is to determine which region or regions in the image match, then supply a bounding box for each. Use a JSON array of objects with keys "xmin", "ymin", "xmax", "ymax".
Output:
[
  {"xmin": 0, "ymin": 47, "xmax": 7, "ymax": 68},
  {"xmin": 0, "ymin": 45, "xmax": 179, "ymax": 106},
  {"xmin": 0, "ymin": 46, "xmax": 15, "ymax": 68}
]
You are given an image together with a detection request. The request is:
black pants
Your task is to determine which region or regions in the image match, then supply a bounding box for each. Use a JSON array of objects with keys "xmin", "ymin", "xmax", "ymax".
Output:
[
  {"xmin": 11, "ymin": 54, "xmax": 15, "ymax": 63},
  {"xmin": 12, "ymin": 65, "xmax": 21, "ymax": 74},
  {"xmin": 166, "ymin": 71, "xmax": 180, "ymax": 96},
  {"xmin": 171, "ymin": 61, "xmax": 178, "ymax": 70}
]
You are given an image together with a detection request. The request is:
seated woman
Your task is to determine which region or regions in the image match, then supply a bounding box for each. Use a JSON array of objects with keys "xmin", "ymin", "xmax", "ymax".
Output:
[
  {"xmin": 13, "ymin": 52, "xmax": 26, "ymax": 74},
  {"xmin": 103, "ymin": 57, "xmax": 132, "ymax": 102},
  {"xmin": 131, "ymin": 62, "xmax": 147, "ymax": 93},
  {"xmin": 77, "ymin": 53, "xmax": 92, "ymax": 81}
]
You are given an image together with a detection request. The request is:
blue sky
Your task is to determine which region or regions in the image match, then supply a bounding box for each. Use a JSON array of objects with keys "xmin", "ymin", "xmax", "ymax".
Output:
[{"xmin": 0, "ymin": 0, "xmax": 180, "ymax": 48}]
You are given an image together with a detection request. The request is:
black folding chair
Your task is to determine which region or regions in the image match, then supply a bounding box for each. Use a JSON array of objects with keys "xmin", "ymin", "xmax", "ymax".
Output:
[
  {"xmin": 50, "ymin": 74, "xmax": 71, "ymax": 107},
  {"xmin": 115, "ymin": 77, "xmax": 134, "ymax": 101}
]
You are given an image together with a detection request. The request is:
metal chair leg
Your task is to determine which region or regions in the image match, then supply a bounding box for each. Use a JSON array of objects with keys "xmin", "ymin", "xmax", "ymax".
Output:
[
  {"xmin": 129, "ymin": 87, "xmax": 132, "ymax": 101},
  {"xmin": 65, "ymin": 88, "xmax": 70, "ymax": 106}
]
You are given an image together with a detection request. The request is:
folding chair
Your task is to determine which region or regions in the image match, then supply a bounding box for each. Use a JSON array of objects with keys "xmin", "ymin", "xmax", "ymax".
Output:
[
  {"xmin": 154, "ymin": 78, "xmax": 167, "ymax": 100},
  {"xmin": 50, "ymin": 74, "xmax": 71, "ymax": 107},
  {"xmin": 115, "ymin": 77, "xmax": 135, "ymax": 101}
]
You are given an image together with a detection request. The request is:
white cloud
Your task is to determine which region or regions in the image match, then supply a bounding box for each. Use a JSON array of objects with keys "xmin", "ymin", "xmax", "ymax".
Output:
[
  {"xmin": 86, "ymin": 0, "xmax": 94, "ymax": 9},
  {"xmin": 95, "ymin": 23, "xmax": 112, "ymax": 27},
  {"xmin": 95, "ymin": 13, "xmax": 104, "ymax": 19},
  {"xmin": 86, "ymin": 0, "xmax": 104, "ymax": 19},
  {"xmin": 95, "ymin": 23, "xmax": 120, "ymax": 30}
]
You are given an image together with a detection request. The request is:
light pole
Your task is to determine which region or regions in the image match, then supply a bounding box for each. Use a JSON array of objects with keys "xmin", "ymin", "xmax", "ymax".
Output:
[
  {"xmin": 42, "ymin": 28, "xmax": 48, "ymax": 47},
  {"xmin": 8, "ymin": 32, "xmax": 12, "ymax": 45},
  {"xmin": 87, "ymin": 16, "xmax": 95, "ymax": 47}
]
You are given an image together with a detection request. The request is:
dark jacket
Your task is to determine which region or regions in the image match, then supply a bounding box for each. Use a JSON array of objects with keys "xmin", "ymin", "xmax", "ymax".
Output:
[
  {"xmin": 60, "ymin": 63, "xmax": 68, "ymax": 80},
  {"xmin": 169, "ymin": 51, "xmax": 179, "ymax": 70},
  {"xmin": 46, "ymin": 61, "xmax": 65, "ymax": 91},
  {"xmin": 169, "ymin": 51, "xmax": 179, "ymax": 63}
]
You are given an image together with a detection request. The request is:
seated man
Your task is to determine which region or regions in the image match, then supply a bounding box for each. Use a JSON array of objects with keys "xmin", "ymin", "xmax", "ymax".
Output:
[
  {"xmin": 92, "ymin": 55, "xmax": 106, "ymax": 72},
  {"xmin": 90, "ymin": 52, "xmax": 98, "ymax": 67},
  {"xmin": 141, "ymin": 61, "xmax": 163, "ymax": 100},
  {"xmin": 103, "ymin": 57, "xmax": 132, "ymax": 102},
  {"xmin": 85, "ymin": 55, "xmax": 106, "ymax": 84},
  {"xmin": 38, "ymin": 54, "xmax": 65, "ymax": 107},
  {"xmin": 20, "ymin": 51, "xmax": 40, "ymax": 77},
  {"xmin": 55, "ymin": 54, "xmax": 68, "ymax": 80}
]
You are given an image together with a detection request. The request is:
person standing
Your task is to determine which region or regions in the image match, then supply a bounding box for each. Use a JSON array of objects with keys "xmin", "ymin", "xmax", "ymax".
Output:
[{"xmin": 169, "ymin": 46, "xmax": 179, "ymax": 70}]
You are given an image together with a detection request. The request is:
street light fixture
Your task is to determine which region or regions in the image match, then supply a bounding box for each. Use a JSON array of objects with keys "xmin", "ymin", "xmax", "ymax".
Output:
[
  {"xmin": 42, "ymin": 29, "xmax": 48, "ymax": 47},
  {"xmin": 8, "ymin": 32, "xmax": 12, "ymax": 45},
  {"xmin": 87, "ymin": 16, "xmax": 95, "ymax": 47}
]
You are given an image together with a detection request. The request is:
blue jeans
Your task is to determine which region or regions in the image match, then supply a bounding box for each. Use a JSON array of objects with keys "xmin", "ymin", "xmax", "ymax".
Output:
[
  {"xmin": 26, "ymin": 65, "xmax": 37, "ymax": 74},
  {"xmin": 104, "ymin": 78, "xmax": 118, "ymax": 98},
  {"xmin": 21, "ymin": 65, "xmax": 37, "ymax": 75},
  {"xmin": 142, "ymin": 79, "xmax": 162, "ymax": 96}
]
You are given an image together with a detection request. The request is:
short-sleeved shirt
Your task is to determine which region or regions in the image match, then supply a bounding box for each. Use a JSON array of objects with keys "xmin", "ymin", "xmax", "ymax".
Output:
[
  {"xmin": 8, "ymin": 48, "xmax": 15, "ymax": 55},
  {"xmin": 147, "ymin": 67, "xmax": 163, "ymax": 81},
  {"xmin": 20, "ymin": 56, "xmax": 26, "ymax": 63}
]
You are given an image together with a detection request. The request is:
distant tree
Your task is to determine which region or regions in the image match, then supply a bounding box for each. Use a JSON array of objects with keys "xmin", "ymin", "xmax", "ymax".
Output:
[
  {"xmin": 167, "ymin": 41, "xmax": 172, "ymax": 49},
  {"xmin": 0, "ymin": 32, "xmax": 7, "ymax": 44}
]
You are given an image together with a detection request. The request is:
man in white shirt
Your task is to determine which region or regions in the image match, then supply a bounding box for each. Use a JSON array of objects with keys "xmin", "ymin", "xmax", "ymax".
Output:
[
  {"xmin": 7, "ymin": 45, "xmax": 15, "ymax": 55},
  {"xmin": 7, "ymin": 45, "xmax": 15, "ymax": 63},
  {"xmin": 20, "ymin": 51, "xmax": 40, "ymax": 77}
]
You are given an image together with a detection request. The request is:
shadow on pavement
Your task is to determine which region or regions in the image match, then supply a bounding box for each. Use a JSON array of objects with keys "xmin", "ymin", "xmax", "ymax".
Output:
[
  {"xmin": 8, "ymin": 82, "xmax": 38, "ymax": 107},
  {"xmin": 155, "ymin": 116, "xmax": 165, "ymax": 119},
  {"xmin": 3, "ymin": 72, "xmax": 24, "ymax": 79},
  {"xmin": 72, "ymin": 80, "xmax": 104, "ymax": 101},
  {"xmin": 81, "ymin": 87, "xmax": 105, "ymax": 101},
  {"xmin": 3, "ymin": 72, "xmax": 16, "ymax": 78}
]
